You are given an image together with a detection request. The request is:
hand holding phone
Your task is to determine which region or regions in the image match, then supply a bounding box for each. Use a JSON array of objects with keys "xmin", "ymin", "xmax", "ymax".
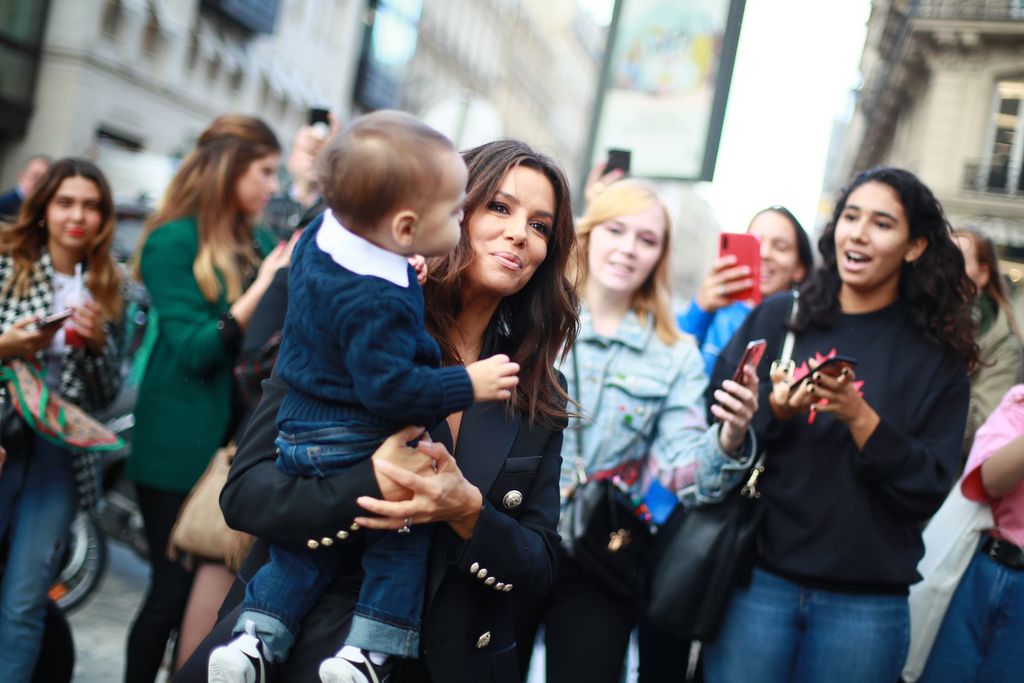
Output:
[
  {"xmin": 308, "ymin": 107, "xmax": 331, "ymax": 139},
  {"xmin": 732, "ymin": 339, "xmax": 768, "ymax": 383},
  {"xmin": 605, "ymin": 148, "xmax": 631, "ymax": 176},
  {"xmin": 33, "ymin": 309, "xmax": 74, "ymax": 331},
  {"xmin": 719, "ymin": 233, "xmax": 761, "ymax": 304},
  {"xmin": 789, "ymin": 355, "xmax": 858, "ymax": 396}
]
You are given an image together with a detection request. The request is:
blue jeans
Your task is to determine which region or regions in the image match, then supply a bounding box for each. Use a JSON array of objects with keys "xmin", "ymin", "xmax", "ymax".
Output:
[
  {"xmin": 703, "ymin": 567, "xmax": 910, "ymax": 683},
  {"xmin": 236, "ymin": 422, "xmax": 428, "ymax": 661},
  {"xmin": 0, "ymin": 435, "xmax": 78, "ymax": 683},
  {"xmin": 919, "ymin": 542, "xmax": 1024, "ymax": 682}
]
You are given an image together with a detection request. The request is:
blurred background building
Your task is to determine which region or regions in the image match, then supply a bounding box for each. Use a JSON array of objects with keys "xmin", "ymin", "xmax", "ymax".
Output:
[
  {"xmin": 833, "ymin": 0, "xmax": 1024, "ymax": 295},
  {"xmin": 0, "ymin": 0, "xmax": 364, "ymax": 204},
  {"xmin": 1, "ymin": 0, "xmax": 756, "ymax": 307},
  {"xmin": 0, "ymin": 0, "xmax": 603, "ymax": 207}
]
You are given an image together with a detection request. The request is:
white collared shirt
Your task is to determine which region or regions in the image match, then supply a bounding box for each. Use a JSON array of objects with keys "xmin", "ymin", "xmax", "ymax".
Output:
[{"xmin": 315, "ymin": 209, "xmax": 409, "ymax": 288}]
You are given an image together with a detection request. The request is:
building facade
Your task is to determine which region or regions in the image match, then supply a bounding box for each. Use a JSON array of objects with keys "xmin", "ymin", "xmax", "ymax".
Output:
[
  {"xmin": 402, "ymin": 0, "xmax": 602, "ymax": 184},
  {"xmin": 0, "ymin": 0, "xmax": 365, "ymax": 200},
  {"xmin": 836, "ymin": 0, "xmax": 1024, "ymax": 252}
]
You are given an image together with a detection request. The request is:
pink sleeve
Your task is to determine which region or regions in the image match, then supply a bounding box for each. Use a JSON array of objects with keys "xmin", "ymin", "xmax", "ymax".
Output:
[{"xmin": 962, "ymin": 384, "xmax": 1024, "ymax": 502}]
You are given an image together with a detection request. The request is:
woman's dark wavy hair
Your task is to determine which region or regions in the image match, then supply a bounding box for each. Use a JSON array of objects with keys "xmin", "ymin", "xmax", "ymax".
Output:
[
  {"xmin": 795, "ymin": 166, "xmax": 978, "ymax": 370},
  {"xmin": 423, "ymin": 140, "xmax": 580, "ymax": 428}
]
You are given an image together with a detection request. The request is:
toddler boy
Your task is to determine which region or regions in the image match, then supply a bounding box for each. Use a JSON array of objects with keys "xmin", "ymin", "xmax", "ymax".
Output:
[{"xmin": 208, "ymin": 111, "xmax": 518, "ymax": 683}]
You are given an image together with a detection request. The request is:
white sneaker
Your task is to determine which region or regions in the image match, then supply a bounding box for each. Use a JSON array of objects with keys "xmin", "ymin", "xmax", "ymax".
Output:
[
  {"xmin": 319, "ymin": 647, "xmax": 393, "ymax": 683},
  {"xmin": 208, "ymin": 620, "xmax": 269, "ymax": 683}
]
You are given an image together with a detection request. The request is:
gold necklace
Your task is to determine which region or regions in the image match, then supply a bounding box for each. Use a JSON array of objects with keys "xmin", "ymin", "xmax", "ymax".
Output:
[{"xmin": 456, "ymin": 341, "xmax": 483, "ymax": 365}]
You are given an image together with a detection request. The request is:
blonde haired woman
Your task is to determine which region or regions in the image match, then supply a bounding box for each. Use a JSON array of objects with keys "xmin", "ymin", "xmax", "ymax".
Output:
[
  {"xmin": 514, "ymin": 179, "xmax": 760, "ymax": 683},
  {"xmin": 125, "ymin": 115, "xmax": 293, "ymax": 682}
]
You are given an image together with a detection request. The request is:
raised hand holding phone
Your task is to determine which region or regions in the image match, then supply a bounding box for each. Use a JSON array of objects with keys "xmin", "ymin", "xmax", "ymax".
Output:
[{"xmin": 718, "ymin": 233, "xmax": 762, "ymax": 304}]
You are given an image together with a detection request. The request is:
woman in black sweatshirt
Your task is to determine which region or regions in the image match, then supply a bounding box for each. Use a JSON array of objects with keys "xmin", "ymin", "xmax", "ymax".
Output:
[{"xmin": 703, "ymin": 167, "xmax": 978, "ymax": 683}]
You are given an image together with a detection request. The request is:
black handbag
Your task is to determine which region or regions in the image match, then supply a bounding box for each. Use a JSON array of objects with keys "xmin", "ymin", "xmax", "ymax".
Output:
[
  {"xmin": 558, "ymin": 474, "xmax": 651, "ymax": 599},
  {"xmin": 645, "ymin": 292, "xmax": 800, "ymax": 641},
  {"xmin": 558, "ymin": 348, "xmax": 652, "ymax": 599},
  {"xmin": 646, "ymin": 456, "xmax": 765, "ymax": 640}
]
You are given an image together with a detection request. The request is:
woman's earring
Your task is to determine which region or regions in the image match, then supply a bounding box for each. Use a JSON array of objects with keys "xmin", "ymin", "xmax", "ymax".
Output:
[{"xmin": 38, "ymin": 219, "xmax": 46, "ymax": 229}]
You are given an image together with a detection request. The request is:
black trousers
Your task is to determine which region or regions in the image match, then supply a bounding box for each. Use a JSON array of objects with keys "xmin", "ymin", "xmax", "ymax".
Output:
[
  {"xmin": 638, "ymin": 617, "xmax": 703, "ymax": 682},
  {"xmin": 514, "ymin": 550, "xmax": 638, "ymax": 683},
  {"xmin": 124, "ymin": 484, "xmax": 195, "ymax": 683}
]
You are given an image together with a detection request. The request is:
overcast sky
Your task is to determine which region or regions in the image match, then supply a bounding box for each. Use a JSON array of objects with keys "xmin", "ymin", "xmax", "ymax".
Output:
[{"xmin": 579, "ymin": 0, "xmax": 872, "ymax": 233}]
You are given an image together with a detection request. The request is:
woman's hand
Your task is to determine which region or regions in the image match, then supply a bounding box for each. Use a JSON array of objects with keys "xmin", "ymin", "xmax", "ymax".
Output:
[
  {"xmin": 256, "ymin": 229, "xmax": 300, "ymax": 286},
  {"xmin": 0, "ymin": 317, "xmax": 59, "ymax": 360},
  {"xmin": 231, "ymin": 229, "xmax": 302, "ymax": 329},
  {"xmin": 357, "ymin": 435, "xmax": 484, "ymax": 540},
  {"xmin": 712, "ymin": 365, "xmax": 759, "ymax": 455},
  {"xmin": 804, "ymin": 366, "xmax": 879, "ymax": 449},
  {"xmin": 694, "ymin": 255, "xmax": 754, "ymax": 314},
  {"xmin": 583, "ymin": 162, "xmax": 625, "ymax": 208},
  {"xmin": 71, "ymin": 300, "xmax": 107, "ymax": 354},
  {"xmin": 768, "ymin": 361, "xmax": 816, "ymax": 421},
  {"xmin": 369, "ymin": 425, "xmax": 436, "ymax": 502}
]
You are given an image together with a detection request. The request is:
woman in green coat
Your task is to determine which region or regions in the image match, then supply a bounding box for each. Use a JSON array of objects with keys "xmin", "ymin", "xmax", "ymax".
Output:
[{"xmin": 125, "ymin": 115, "xmax": 293, "ymax": 683}]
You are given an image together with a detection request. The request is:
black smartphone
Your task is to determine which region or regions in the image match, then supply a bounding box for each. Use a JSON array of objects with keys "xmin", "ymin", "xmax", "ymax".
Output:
[
  {"xmin": 308, "ymin": 107, "xmax": 330, "ymax": 127},
  {"xmin": 789, "ymin": 355, "xmax": 858, "ymax": 396},
  {"xmin": 35, "ymin": 309, "xmax": 74, "ymax": 331},
  {"xmin": 605, "ymin": 148, "xmax": 632, "ymax": 176}
]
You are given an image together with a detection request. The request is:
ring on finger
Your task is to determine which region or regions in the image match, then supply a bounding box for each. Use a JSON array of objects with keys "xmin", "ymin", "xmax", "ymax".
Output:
[{"xmin": 397, "ymin": 516, "xmax": 412, "ymax": 534}]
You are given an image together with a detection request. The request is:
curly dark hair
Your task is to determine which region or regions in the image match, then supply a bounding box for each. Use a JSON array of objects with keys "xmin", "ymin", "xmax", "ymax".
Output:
[
  {"xmin": 423, "ymin": 140, "xmax": 580, "ymax": 428},
  {"xmin": 795, "ymin": 166, "xmax": 978, "ymax": 370}
]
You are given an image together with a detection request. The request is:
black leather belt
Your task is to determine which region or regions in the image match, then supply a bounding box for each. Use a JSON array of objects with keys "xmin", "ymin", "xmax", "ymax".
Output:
[{"xmin": 981, "ymin": 535, "xmax": 1024, "ymax": 571}]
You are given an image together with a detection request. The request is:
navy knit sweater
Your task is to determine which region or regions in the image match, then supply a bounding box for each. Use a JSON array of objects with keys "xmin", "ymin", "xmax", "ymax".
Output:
[{"xmin": 276, "ymin": 222, "xmax": 474, "ymax": 431}]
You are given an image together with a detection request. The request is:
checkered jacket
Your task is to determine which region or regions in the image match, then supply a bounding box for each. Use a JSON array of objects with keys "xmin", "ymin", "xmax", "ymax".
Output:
[{"xmin": 0, "ymin": 251, "xmax": 122, "ymax": 510}]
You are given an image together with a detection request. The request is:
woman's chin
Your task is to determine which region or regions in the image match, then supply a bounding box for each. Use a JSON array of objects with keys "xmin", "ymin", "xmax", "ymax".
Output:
[{"xmin": 595, "ymin": 275, "xmax": 640, "ymax": 298}]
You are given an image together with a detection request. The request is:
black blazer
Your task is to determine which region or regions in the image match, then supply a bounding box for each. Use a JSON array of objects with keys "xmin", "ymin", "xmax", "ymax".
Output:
[{"xmin": 174, "ymin": 372, "xmax": 565, "ymax": 683}]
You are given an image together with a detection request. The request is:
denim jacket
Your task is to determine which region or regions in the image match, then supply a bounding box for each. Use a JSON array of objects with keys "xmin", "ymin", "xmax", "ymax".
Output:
[{"xmin": 559, "ymin": 306, "xmax": 755, "ymax": 510}]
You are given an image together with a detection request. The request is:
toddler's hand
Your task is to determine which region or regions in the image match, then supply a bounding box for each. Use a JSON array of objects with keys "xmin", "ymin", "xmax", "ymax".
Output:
[
  {"xmin": 408, "ymin": 255, "xmax": 428, "ymax": 285},
  {"xmin": 466, "ymin": 354, "xmax": 519, "ymax": 402}
]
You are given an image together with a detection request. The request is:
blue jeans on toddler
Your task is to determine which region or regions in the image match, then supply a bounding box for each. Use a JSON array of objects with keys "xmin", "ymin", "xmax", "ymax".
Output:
[
  {"xmin": 703, "ymin": 567, "xmax": 910, "ymax": 683},
  {"xmin": 235, "ymin": 421, "xmax": 429, "ymax": 662}
]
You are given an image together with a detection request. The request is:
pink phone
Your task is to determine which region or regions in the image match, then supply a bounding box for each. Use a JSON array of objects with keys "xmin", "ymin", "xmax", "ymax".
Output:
[
  {"xmin": 733, "ymin": 339, "xmax": 767, "ymax": 382},
  {"xmin": 719, "ymin": 232, "xmax": 762, "ymax": 304}
]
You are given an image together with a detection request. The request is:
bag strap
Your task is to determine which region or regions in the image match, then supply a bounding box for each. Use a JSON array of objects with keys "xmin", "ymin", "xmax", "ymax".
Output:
[
  {"xmin": 2, "ymin": 360, "xmax": 67, "ymax": 437},
  {"xmin": 779, "ymin": 290, "xmax": 799, "ymax": 366},
  {"xmin": 744, "ymin": 291, "xmax": 801, "ymax": 498},
  {"xmin": 570, "ymin": 347, "xmax": 588, "ymax": 486}
]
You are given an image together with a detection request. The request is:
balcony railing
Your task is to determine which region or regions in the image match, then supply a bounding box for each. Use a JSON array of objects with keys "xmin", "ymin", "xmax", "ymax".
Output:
[
  {"xmin": 963, "ymin": 159, "xmax": 1024, "ymax": 196},
  {"xmin": 916, "ymin": 0, "xmax": 1024, "ymax": 21}
]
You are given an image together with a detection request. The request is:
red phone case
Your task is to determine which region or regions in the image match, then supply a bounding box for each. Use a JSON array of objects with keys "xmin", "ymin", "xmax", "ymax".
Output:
[
  {"xmin": 732, "ymin": 339, "xmax": 767, "ymax": 382},
  {"xmin": 719, "ymin": 232, "xmax": 761, "ymax": 304}
]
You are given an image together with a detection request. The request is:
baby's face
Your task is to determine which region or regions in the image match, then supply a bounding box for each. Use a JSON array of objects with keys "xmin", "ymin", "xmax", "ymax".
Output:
[{"xmin": 411, "ymin": 151, "xmax": 468, "ymax": 257}]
